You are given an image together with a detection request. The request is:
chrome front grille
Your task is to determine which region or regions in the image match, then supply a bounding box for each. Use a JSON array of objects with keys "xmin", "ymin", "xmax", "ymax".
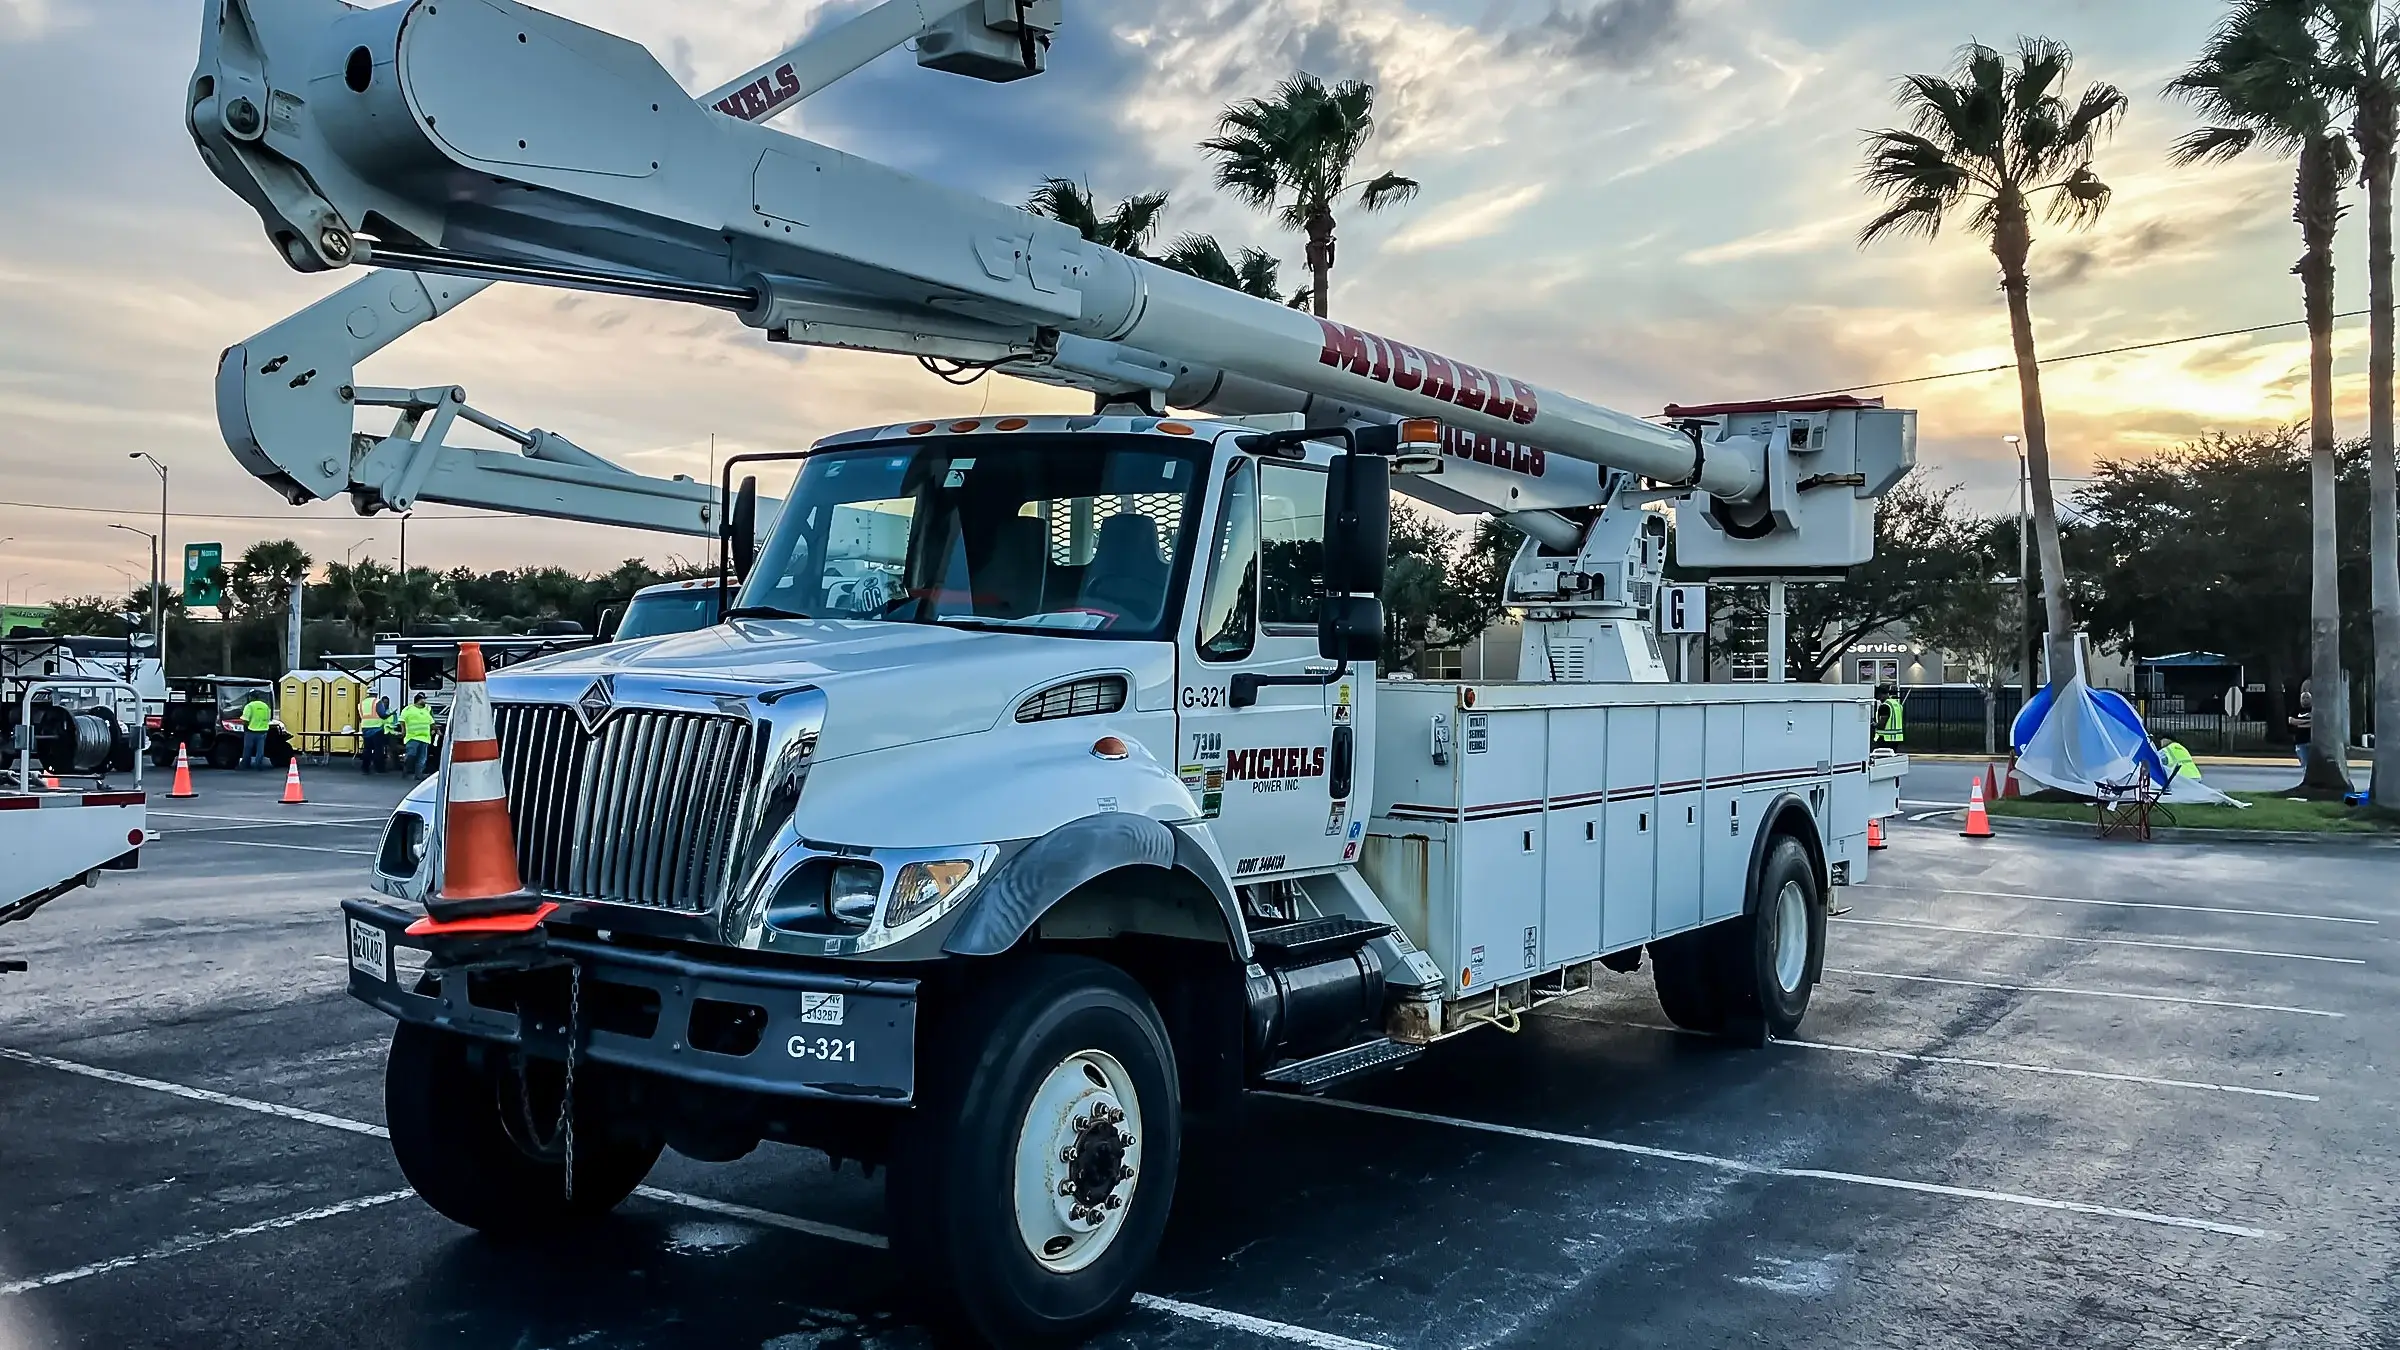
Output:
[{"xmin": 492, "ymin": 702, "xmax": 758, "ymax": 913}]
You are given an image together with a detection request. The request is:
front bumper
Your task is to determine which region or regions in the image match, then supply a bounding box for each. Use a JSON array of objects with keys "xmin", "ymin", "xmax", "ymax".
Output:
[{"xmin": 340, "ymin": 898, "xmax": 918, "ymax": 1105}]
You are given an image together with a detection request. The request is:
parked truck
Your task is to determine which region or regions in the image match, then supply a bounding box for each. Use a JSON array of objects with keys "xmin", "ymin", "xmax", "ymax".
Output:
[{"xmin": 192, "ymin": 1, "xmax": 1909, "ymax": 1342}]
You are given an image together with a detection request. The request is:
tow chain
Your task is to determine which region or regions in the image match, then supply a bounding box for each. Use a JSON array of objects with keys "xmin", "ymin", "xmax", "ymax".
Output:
[{"xmin": 560, "ymin": 960, "xmax": 581, "ymax": 1203}]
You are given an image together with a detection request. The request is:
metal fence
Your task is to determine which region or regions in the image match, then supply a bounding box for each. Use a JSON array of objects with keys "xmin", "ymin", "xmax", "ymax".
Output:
[{"xmin": 1890, "ymin": 686, "xmax": 2283, "ymax": 757}]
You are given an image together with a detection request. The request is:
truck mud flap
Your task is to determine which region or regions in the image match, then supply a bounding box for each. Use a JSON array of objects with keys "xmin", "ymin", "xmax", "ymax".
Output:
[{"xmin": 340, "ymin": 898, "xmax": 917, "ymax": 1105}]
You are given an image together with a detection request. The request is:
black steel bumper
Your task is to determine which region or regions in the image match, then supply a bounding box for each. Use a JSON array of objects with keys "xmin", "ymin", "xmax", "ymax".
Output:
[{"xmin": 340, "ymin": 898, "xmax": 918, "ymax": 1105}]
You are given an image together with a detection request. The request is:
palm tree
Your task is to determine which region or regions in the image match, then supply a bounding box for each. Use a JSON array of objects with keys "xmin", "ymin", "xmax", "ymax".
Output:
[
  {"xmin": 2325, "ymin": 0, "xmax": 2400, "ymax": 806},
  {"xmin": 1025, "ymin": 178, "xmax": 1172, "ymax": 257},
  {"xmin": 1858, "ymin": 38, "xmax": 2125, "ymax": 696},
  {"xmin": 1200, "ymin": 73, "xmax": 1419, "ymax": 318},
  {"xmin": 2168, "ymin": 3, "xmax": 2356, "ymax": 792},
  {"xmin": 321, "ymin": 559, "xmax": 394, "ymax": 640},
  {"xmin": 1157, "ymin": 233, "xmax": 1288, "ymax": 301}
]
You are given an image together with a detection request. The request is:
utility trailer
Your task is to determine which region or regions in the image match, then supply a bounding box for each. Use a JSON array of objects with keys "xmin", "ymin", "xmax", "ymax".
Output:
[
  {"xmin": 3, "ymin": 679, "xmax": 147, "ymax": 972},
  {"xmin": 189, "ymin": 1, "xmax": 1910, "ymax": 1343}
]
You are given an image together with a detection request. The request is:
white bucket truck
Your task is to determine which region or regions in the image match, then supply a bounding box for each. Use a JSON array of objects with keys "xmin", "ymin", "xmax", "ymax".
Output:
[{"xmin": 189, "ymin": 0, "xmax": 1910, "ymax": 1341}]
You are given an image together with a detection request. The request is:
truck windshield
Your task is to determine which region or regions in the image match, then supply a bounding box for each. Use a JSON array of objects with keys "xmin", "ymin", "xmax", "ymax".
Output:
[
  {"xmin": 736, "ymin": 436, "xmax": 1205, "ymax": 640},
  {"xmin": 616, "ymin": 586, "xmax": 722, "ymax": 641}
]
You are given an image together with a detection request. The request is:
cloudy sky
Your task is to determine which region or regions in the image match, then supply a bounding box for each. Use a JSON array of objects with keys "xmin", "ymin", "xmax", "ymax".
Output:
[{"xmin": 0, "ymin": 0, "xmax": 2366, "ymax": 605}]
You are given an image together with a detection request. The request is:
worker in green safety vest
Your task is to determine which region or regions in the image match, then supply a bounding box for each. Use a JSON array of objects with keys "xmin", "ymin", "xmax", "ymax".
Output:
[
  {"xmin": 1873, "ymin": 685, "xmax": 1905, "ymax": 748},
  {"xmin": 397, "ymin": 695, "xmax": 437, "ymax": 778},
  {"xmin": 2155, "ymin": 734, "xmax": 2199, "ymax": 785},
  {"xmin": 240, "ymin": 693, "xmax": 274, "ymax": 770}
]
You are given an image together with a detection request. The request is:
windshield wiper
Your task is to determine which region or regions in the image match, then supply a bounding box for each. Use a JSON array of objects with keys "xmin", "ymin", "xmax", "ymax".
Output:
[{"xmin": 723, "ymin": 605, "xmax": 812, "ymax": 621}]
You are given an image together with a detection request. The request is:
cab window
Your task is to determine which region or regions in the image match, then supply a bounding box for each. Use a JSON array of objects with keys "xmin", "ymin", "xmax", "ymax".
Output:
[
  {"xmin": 1259, "ymin": 462, "xmax": 1326, "ymax": 629},
  {"xmin": 1194, "ymin": 459, "xmax": 1259, "ymax": 662}
]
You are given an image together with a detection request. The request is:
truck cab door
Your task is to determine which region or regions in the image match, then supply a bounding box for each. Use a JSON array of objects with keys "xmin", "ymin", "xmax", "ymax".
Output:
[{"xmin": 1177, "ymin": 455, "xmax": 1351, "ymax": 880}]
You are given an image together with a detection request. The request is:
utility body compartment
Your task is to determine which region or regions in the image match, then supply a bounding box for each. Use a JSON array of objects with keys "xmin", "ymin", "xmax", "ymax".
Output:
[{"xmin": 1361, "ymin": 680, "xmax": 1885, "ymax": 998}]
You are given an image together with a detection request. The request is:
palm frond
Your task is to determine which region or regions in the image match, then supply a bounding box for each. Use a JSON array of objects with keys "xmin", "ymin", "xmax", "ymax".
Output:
[
  {"xmin": 1355, "ymin": 171, "xmax": 1421, "ymax": 211},
  {"xmin": 1024, "ymin": 176, "xmax": 1103, "ymax": 242},
  {"xmin": 1103, "ymin": 189, "xmax": 1172, "ymax": 256},
  {"xmin": 1235, "ymin": 247, "xmax": 1285, "ymax": 301},
  {"xmin": 2168, "ymin": 125, "xmax": 2262, "ymax": 165},
  {"xmin": 2041, "ymin": 165, "xmax": 2114, "ymax": 228},
  {"xmin": 1858, "ymin": 194, "xmax": 1951, "ymax": 246}
]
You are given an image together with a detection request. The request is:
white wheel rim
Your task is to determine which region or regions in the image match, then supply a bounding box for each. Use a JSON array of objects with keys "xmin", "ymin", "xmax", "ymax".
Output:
[
  {"xmin": 1012, "ymin": 1048, "xmax": 1143, "ymax": 1275},
  {"xmin": 1773, "ymin": 879, "xmax": 1810, "ymax": 995}
]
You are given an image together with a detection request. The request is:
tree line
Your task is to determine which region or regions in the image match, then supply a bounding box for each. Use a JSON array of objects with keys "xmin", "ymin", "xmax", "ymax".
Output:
[{"xmin": 1857, "ymin": 6, "xmax": 2400, "ymax": 804}]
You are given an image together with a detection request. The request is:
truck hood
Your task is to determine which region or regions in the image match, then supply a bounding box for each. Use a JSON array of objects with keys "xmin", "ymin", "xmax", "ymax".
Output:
[{"xmin": 489, "ymin": 618, "xmax": 1150, "ymax": 762}]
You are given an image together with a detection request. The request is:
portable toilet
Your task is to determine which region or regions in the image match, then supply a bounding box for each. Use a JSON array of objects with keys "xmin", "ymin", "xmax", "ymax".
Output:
[{"xmin": 276, "ymin": 670, "xmax": 369, "ymax": 756}]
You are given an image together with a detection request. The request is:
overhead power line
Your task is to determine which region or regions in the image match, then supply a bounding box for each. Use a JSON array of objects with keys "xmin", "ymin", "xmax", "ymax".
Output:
[{"xmin": 1795, "ymin": 307, "xmax": 2376, "ymax": 399}]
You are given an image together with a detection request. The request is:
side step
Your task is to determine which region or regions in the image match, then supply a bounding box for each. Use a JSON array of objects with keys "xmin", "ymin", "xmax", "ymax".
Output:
[
  {"xmin": 1256, "ymin": 1038, "xmax": 1423, "ymax": 1095},
  {"xmin": 1249, "ymin": 916, "xmax": 1392, "ymax": 966}
]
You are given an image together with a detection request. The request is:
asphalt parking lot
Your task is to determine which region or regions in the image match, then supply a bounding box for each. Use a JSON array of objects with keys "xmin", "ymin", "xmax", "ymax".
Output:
[{"xmin": 3, "ymin": 764, "xmax": 2396, "ymax": 1349}]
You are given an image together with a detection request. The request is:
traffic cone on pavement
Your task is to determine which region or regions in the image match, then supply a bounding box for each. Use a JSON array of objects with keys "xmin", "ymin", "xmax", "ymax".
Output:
[
  {"xmin": 2002, "ymin": 757, "xmax": 2022, "ymax": 799},
  {"xmin": 168, "ymin": 744, "xmax": 198, "ymax": 799},
  {"xmin": 409, "ymin": 641, "xmax": 553, "ymax": 936},
  {"xmin": 1961, "ymin": 777, "xmax": 1995, "ymax": 839},
  {"xmin": 1984, "ymin": 762, "xmax": 2002, "ymax": 802},
  {"xmin": 1867, "ymin": 816, "xmax": 1888, "ymax": 851},
  {"xmin": 280, "ymin": 758, "xmax": 306, "ymax": 804},
  {"xmin": 39, "ymin": 771, "xmax": 58, "ymax": 790}
]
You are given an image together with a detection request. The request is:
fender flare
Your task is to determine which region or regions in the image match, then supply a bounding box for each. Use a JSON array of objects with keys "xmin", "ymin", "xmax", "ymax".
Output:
[
  {"xmin": 942, "ymin": 813, "xmax": 1248, "ymax": 960},
  {"xmin": 1745, "ymin": 792, "xmax": 1828, "ymax": 984}
]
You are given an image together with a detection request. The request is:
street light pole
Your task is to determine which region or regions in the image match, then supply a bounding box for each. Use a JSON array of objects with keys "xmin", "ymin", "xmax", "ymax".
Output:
[
  {"xmin": 128, "ymin": 453, "xmax": 169, "ymax": 669},
  {"xmin": 106, "ymin": 524, "xmax": 159, "ymax": 646}
]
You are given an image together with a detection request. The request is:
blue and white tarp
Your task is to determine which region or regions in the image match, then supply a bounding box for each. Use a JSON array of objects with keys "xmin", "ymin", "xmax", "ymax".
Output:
[{"xmin": 2010, "ymin": 677, "xmax": 2243, "ymax": 806}]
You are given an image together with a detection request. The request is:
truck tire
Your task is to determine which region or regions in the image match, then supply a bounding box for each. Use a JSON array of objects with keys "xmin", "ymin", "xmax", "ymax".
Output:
[
  {"xmin": 150, "ymin": 741, "xmax": 176, "ymax": 771},
  {"xmin": 1740, "ymin": 835, "xmax": 1825, "ymax": 1038},
  {"xmin": 1649, "ymin": 835, "xmax": 1823, "ymax": 1040},
  {"xmin": 887, "ymin": 956, "xmax": 1180, "ymax": 1346},
  {"xmin": 206, "ymin": 738, "xmax": 239, "ymax": 770},
  {"xmin": 1648, "ymin": 928, "xmax": 1726, "ymax": 1033},
  {"xmin": 385, "ymin": 1022, "xmax": 661, "ymax": 1237}
]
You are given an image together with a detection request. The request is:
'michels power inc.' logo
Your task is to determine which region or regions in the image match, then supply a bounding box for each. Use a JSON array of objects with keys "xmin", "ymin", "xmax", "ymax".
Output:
[{"xmin": 1228, "ymin": 746, "xmax": 1325, "ymax": 793}]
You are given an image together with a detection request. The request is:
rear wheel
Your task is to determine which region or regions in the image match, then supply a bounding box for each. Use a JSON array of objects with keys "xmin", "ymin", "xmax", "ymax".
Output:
[
  {"xmin": 1648, "ymin": 835, "xmax": 1823, "ymax": 1040},
  {"xmin": 206, "ymin": 738, "xmax": 239, "ymax": 770},
  {"xmin": 888, "ymin": 956, "xmax": 1180, "ymax": 1346},
  {"xmin": 385, "ymin": 1022, "xmax": 661, "ymax": 1237}
]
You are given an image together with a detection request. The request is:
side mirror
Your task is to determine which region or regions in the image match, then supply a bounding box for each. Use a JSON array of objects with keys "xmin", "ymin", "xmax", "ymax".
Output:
[
  {"xmin": 1318, "ymin": 594, "xmax": 1382, "ymax": 664},
  {"xmin": 596, "ymin": 604, "xmax": 623, "ymax": 643},
  {"xmin": 1321, "ymin": 452, "xmax": 1390, "ymax": 597},
  {"xmin": 728, "ymin": 476, "xmax": 760, "ymax": 582}
]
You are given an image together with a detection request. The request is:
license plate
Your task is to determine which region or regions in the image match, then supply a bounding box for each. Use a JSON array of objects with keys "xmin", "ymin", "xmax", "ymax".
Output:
[{"xmin": 347, "ymin": 918, "xmax": 390, "ymax": 981}]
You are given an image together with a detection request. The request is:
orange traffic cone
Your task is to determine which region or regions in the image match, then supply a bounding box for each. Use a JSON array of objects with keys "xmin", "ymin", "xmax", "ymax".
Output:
[
  {"xmin": 1961, "ymin": 777, "xmax": 1994, "ymax": 839},
  {"xmin": 280, "ymin": 758, "xmax": 306, "ymax": 804},
  {"xmin": 39, "ymin": 770, "xmax": 59, "ymax": 790},
  {"xmin": 2002, "ymin": 756, "xmax": 2022, "ymax": 799},
  {"xmin": 1984, "ymin": 762, "xmax": 2003, "ymax": 802},
  {"xmin": 1867, "ymin": 816, "xmax": 1888, "ymax": 851},
  {"xmin": 408, "ymin": 642, "xmax": 553, "ymax": 936},
  {"xmin": 168, "ymin": 743, "xmax": 198, "ymax": 799}
]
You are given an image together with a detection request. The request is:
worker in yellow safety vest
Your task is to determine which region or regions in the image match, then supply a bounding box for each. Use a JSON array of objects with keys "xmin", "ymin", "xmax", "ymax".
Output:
[
  {"xmin": 1873, "ymin": 685, "xmax": 1906, "ymax": 748},
  {"xmin": 358, "ymin": 693, "xmax": 388, "ymax": 775},
  {"xmin": 2155, "ymin": 734, "xmax": 2200, "ymax": 784},
  {"xmin": 239, "ymin": 693, "xmax": 274, "ymax": 770},
  {"xmin": 397, "ymin": 694, "xmax": 437, "ymax": 777}
]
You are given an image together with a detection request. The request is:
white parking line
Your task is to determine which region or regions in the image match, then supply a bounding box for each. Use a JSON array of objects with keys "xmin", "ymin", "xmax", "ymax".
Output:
[
  {"xmin": 1533, "ymin": 1011, "xmax": 2321, "ymax": 1101},
  {"xmin": 164, "ymin": 818, "xmax": 384, "ymax": 834},
  {"xmin": 192, "ymin": 839, "xmax": 377, "ymax": 857},
  {"xmin": 1776, "ymin": 1038, "xmax": 2320, "ymax": 1102},
  {"xmin": 0, "ymin": 1191, "xmax": 413, "ymax": 1296},
  {"xmin": 0, "ymin": 1047, "xmax": 1388, "ymax": 1349},
  {"xmin": 1851, "ymin": 882, "xmax": 2377, "ymax": 927},
  {"xmin": 1834, "ymin": 916, "xmax": 2366, "ymax": 966},
  {"xmin": 1827, "ymin": 968, "xmax": 2344, "ymax": 1018},
  {"xmin": 151, "ymin": 812, "xmax": 385, "ymax": 827},
  {"xmin": 1291, "ymin": 1097, "xmax": 2280, "ymax": 1240}
]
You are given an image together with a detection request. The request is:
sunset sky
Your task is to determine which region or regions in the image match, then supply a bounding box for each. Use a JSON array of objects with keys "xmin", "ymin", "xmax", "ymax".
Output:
[{"xmin": 0, "ymin": 0, "xmax": 2373, "ymax": 605}]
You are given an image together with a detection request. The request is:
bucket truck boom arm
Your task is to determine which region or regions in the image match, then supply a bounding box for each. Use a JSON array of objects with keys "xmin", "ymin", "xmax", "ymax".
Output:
[{"xmin": 189, "ymin": 0, "xmax": 1912, "ymax": 564}]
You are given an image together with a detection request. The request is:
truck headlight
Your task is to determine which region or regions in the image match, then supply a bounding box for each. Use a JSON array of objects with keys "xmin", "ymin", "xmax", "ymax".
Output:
[
  {"xmin": 886, "ymin": 860, "xmax": 975, "ymax": 928},
  {"xmin": 827, "ymin": 862, "xmax": 884, "ymax": 929}
]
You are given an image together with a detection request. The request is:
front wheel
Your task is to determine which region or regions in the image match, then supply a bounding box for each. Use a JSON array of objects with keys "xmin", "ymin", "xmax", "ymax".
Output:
[
  {"xmin": 385, "ymin": 1022, "xmax": 661, "ymax": 1237},
  {"xmin": 888, "ymin": 956, "xmax": 1180, "ymax": 1346}
]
